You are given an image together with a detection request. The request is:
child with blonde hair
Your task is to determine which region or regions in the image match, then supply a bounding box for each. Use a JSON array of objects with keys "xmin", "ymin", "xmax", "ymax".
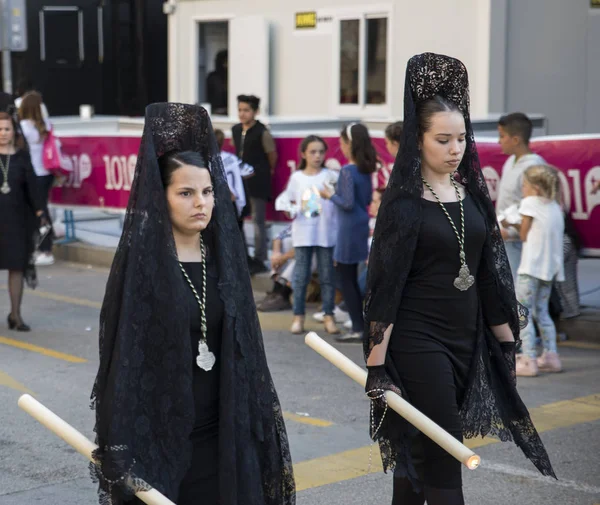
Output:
[{"xmin": 505, "ymin": 165, "xmax": 565, "ymax": 376}]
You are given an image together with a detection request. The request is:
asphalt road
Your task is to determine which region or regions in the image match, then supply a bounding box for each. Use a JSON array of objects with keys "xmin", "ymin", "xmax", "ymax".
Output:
[{"xmin": 0, "ymin": 262, "xmax": 599, "ymax": 505}]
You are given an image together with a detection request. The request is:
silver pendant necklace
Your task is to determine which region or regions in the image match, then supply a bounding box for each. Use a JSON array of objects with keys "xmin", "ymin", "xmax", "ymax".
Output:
[
  {"xmin": 179, "ymin": 236, "xmax": 216, "ymax": 371},
  {"xmin": 0, "ymin": 154, "xmax": 11, "ymax": 194},
  {"xmin": 422, "ymin": 174, "xmax": 475, "ymax": 291}
]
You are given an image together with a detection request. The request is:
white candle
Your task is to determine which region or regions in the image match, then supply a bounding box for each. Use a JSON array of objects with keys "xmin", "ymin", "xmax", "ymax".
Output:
[
  {"xmin": 304, "ymin": 332, "xmax": 481, "ymax": 470},
  {"xmin": 18, "ymin": 394, "xmax": 176, "ymax": 505}
]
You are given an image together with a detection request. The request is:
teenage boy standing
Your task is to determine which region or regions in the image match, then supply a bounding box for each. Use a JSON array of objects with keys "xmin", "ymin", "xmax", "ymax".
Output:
[
  {"xmin": 497, "ymin": 112, "xmax": 546, "ymax": 281},
  {"xmin": 232, "ymin": 95, "xmax": 278, "ymax": 274}
]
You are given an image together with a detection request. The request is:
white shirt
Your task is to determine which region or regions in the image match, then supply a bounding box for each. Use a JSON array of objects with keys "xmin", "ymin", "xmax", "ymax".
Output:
[
  {"xmin": 278, "ymin": 169, "xmax": 338, "ymax": 248},
  {"xmin": 497, "ymin": 153, "xmax": 546, "ymax": 240},
  {"xmin": 220, "ymin": 151, "xmax": 251, "ymax": 217},
  {"xmin": 20, "ymin": 119, "xmax": 52, "ymax": 176},
  {"xmin": 517, "ymin": 196, "xmax": 565, "ymax": 282}
]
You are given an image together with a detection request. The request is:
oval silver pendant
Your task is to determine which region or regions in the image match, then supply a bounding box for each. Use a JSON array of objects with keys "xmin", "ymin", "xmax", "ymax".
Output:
[{"xmin": 196, "ymin": 340, "xmax": 216, "ymax": 371}]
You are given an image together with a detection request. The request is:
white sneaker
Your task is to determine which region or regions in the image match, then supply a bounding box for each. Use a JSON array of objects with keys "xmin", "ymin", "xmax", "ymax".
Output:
[
  {"xmin": 344, "ymin": 319, "xmax": 352, "ymax": 330},
  {"xmin": 313, "ymin": 306, "xmax": 350, "ymax": 323},
  {"xmin": 333, "ymin": 306, "xmax": 350, "ymax": 323},
  {"xmin": 35, "ymin": 253, "xmax": 55, "ymax": 266}
]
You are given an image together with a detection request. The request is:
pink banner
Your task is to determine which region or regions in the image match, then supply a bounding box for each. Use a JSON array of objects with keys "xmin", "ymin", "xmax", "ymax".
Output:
[
  {"xmin": 50, "ymin": 136, "xmax": 139, "ymax": 209},
  {"xmin": 51, "ymin": 134, "xmax": 600, "ymax": 254}
]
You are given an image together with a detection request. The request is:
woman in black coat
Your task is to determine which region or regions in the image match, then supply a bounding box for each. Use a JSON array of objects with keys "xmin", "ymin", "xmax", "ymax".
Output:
[{"xmin": 0, "ymin": 111, "xmax": 45, "ymax": 331}]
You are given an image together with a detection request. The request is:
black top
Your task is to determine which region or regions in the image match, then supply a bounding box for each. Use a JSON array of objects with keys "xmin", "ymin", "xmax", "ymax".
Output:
[
  {"xmin": 232, "ymin": 121, "xmax": 272, "ymax": 200},
  {"xmin": 0, "ymin": 150, "xmax": 42, "ymax": 271},
  {"xmin": 181, "ymin": 261, "xmax": 224, "ymax": 432},
  {"xmin": 390, "ymin": 195, "xmax": 507, "ymax": 385}
]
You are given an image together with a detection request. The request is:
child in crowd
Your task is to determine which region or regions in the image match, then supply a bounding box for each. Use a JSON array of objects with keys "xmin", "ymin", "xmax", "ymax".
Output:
[
  {"xmin": 257, "ymin": 225, "xmax": 294, "ymax": 312},
  {"xmin": 320, "ymin": 123, "xmax": 377, "ymax": 343},
  {"xmin": 384, "ymin": 121, "xmax": 403, "ymax": 159},
  {"xmin": 214, "ymin": 129, "xmax": 253, "ymax": 218},
  {"xmin": 276, "ymin": 135, "xmax": 339, "ymax": 335},
  {"xmin": 496, "ymin": 112, "xmax": 546, "ymax": 281},
  {"xmin": 503, "ymin": 165, "xmax": 565, "ymax": 376}
]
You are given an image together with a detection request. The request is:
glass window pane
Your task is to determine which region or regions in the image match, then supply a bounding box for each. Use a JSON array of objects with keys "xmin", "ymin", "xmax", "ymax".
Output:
[
  {"xmin": 365, "ymin": 17, "xmax": 387, "ymax": 105},
  {"xmin": 339, "ymin": 20, "xmax": 360, "ymax": 104},
  {"xmin": 43, "ymin": 11, "xmax": 81, "ymax": 65}
]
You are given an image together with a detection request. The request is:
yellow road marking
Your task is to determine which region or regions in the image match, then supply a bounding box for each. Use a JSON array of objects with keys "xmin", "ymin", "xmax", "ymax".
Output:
[
  {"xmin": 283, "ymin": 411, "xmax": 333, "ymax": 427},
  {"xmin": 294, "ymin": 394, "xmax": 600, "ymax": 492},
  {"xmin": 0, "ymin": 370, "xmax": 33, "ymax": 394},
  {"xmin": 25, "ymin": 289, "xmax": 102, "ymax": 309},
  {"xmin": 0, "ymin": 336, "xmax": 87, "ymax": 363}
]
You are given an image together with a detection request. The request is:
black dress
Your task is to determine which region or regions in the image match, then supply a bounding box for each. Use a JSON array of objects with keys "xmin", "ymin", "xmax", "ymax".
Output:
[
  {"xmin": 178, "ymin": 260, "xmax": 224, "ymax": 505},
  {"xmin": 388, "ymin": 195, "xmax": 506, "ymax": 489},
  {"xmin": 0, "ymin": 150, "xmax": 41, "ymax": 272}
]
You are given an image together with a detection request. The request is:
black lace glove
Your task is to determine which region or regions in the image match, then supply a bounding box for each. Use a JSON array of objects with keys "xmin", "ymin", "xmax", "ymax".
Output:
[
  {"xmin": 365, "ymin": 365, "xmax": 402, "ymax": 440},
  {"xmin": 500, "ymin": 342, "xmax": 517, "ymax": 387}
]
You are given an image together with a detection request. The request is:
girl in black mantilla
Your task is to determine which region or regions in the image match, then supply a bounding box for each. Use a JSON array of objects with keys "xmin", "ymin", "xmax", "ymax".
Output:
[
  {"xmin": 0, "ymin": 111, "xmax": 46, "ymax": 332},
  {"xmin": 90, "ymin": 103, "xmax": 295, "ymax": 505},
  {"xmin": 363, "ymin": 53, "xmax": 555, "ymax": 504}
]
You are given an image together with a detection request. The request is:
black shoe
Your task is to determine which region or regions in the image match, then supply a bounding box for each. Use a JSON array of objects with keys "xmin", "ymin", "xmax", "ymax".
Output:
[
  {"xmin": 7, "ymin": 314, "xmax": 31, "ymax": 332},
  {"xmin": 257, "ymin": 293, "xmax": 292, "ymax": 312}
]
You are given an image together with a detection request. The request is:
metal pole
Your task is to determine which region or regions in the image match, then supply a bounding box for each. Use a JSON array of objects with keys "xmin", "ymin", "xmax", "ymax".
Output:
[{"xmin": 1, "ymin": 0, "xmax": 12, "ymax": 94}]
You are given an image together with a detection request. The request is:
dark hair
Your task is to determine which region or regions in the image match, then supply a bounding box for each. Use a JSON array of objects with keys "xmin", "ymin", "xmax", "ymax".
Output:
[
  {"xmin": 384, "ymin": 121, "xmax": 403, "ymax": 144},
  {"xmin": 158, "ymin": 150, "xmax": 208, "ymax": 188},
  {"xmin": 214, "ymin": 129, "xmax": 225, "ymax": 149},
  {"xmin": 498, "ymin": 112, "xmax": 533, "ymax": 145},
  {"xmin": 297, "ymin": 135, "xmax": 327, "ymax": 170},
  {"xmin": 215, "ymin": 50, "xmax": 228, "ymax": 70},
  {"xmin": 16, "ymin": 77, "xmax": 33, "ymax": 97},
  {"xmin": 237, "ymin": 94, "xmax": 260, "ymax": 111},
  {"xmin": 0, "ymin": 111, "xmax": 26, "ymax": 149},
  {"xmin": 340, "ymin": 123, "xmax": 378, "ymax": 174},
  {"xmin": 416, "ymin": 95, "xmax": 461, "ymax": 139}
]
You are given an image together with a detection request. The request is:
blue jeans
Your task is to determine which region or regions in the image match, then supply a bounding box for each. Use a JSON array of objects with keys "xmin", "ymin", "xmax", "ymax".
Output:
[
  {"xmin": 504, "ymin": 240, "xmax": 522, "ymax": 284},
  {"xmin": 517, "ymin": 274, "xmax": 557, "ymax": 359},
  {"xmin": 293, "ymin": 246, "xmax": 335, "ymax": 316}
]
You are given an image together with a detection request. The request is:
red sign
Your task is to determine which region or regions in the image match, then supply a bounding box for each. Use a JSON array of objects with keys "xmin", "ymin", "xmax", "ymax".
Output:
[{"xmin": 51, "ymin": 134, "xmax": 600, "ymax": 255}]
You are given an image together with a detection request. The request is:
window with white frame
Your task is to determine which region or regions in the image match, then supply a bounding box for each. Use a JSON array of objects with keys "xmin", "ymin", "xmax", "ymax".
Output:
[{"xmin": 338, "ymin": 14, "xmax": 388, "ymax": 107}]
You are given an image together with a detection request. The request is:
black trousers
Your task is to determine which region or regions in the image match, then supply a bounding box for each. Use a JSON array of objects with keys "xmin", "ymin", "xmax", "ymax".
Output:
[
  {"xmin": 178, "ymin": 428, "xmax": 219, "ymax": 504},
  {"xmin": 389, "ymin": 348, "xmax": 464, "ymax": 490},
  {"xmin": 37, "ymin": 174, "xmax": 54, "ymax": 252},
  {"xmin": 336, "ymin": 262, "xmax": 364, "ymax": 332}
]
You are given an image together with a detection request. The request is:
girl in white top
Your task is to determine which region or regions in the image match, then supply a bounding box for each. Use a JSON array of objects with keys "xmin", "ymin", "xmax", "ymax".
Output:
[
  {"xmin": 275, "ymin": 135, "xmax": 339, "ymax": 335},
  {"xmin": 506, "ymin": 165, "xmax": 564, "ymax": 377},
  {"xmin": 18, "ymin": 91, "xmax": 55, "ymax": 265}
]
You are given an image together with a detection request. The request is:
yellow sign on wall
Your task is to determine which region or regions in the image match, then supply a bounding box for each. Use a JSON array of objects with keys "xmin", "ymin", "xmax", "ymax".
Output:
[
  {"xmin": 296, "ymin": 12, "xmax": 317, "ymax": 29},
  {"xmin": 592, "ymin": 0, "xmax": 600, "ymax": 7}
]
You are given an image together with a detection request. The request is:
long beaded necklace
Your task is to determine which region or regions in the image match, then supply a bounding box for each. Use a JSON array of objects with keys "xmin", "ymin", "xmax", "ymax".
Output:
[
  {"xmin": 421, "ymin": 173, "xmax": 474, "ymax": 291},
  {"xmin": 0, "ymin": 154, "xmax": 11, "ymax": 194},
  {"xmin": 178, "ymin": 236, "xmax": 216, "ymax": 371}
]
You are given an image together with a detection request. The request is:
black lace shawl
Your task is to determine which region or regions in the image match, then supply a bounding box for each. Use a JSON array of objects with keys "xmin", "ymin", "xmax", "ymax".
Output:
[
  {"xmin": 364, "ymin": 53, "xmax": 555, "ymax": 484},
  {"xmin": 90, "ymin": 103, "xmax": 295, "ymax": 504}
]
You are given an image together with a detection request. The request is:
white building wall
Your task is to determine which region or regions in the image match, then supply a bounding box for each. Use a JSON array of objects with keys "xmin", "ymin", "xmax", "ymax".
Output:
[{"xmin": 169, "ymin": 0, "xmax": 492, "ymax": 119}]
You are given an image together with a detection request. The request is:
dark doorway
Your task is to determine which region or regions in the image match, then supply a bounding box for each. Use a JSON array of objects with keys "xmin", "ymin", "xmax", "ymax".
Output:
[{"xmin": 3, "ymin": 0, "xmax": 167, "ymax": 117}]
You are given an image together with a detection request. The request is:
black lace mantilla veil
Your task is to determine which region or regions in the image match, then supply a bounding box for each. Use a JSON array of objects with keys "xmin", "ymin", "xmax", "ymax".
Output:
[
  {"xmin": 90, "ymin": 103, "xmax": 295, "ymax": 505},
  {"xmin": 363, "ymin": 53, "xmax": 555, "ymax": 484}
]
